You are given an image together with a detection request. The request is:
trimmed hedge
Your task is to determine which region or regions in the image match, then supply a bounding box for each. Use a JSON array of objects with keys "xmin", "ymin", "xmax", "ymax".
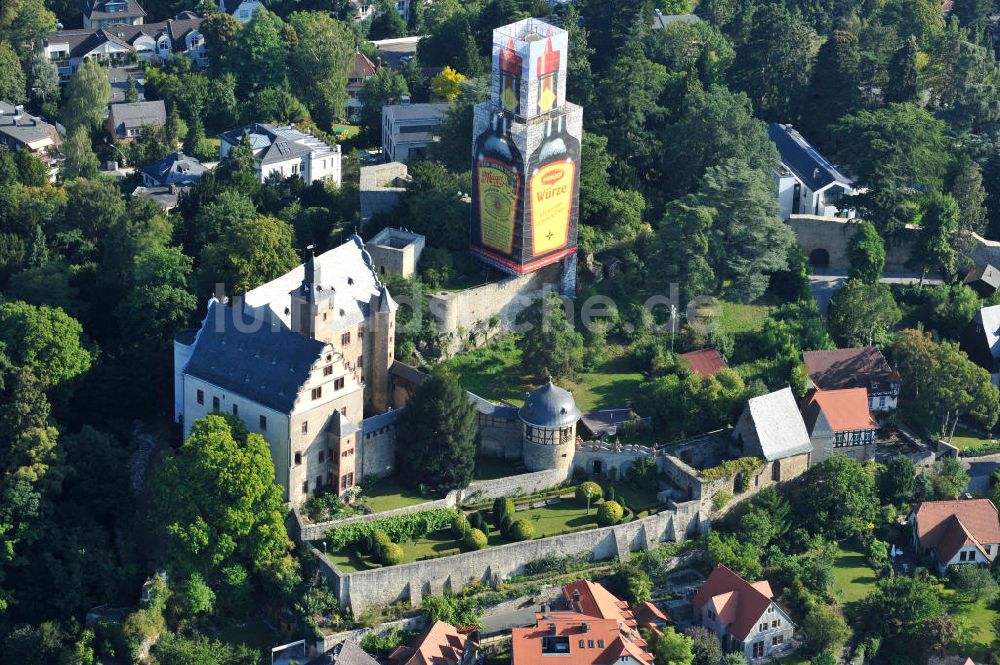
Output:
[
  {"xmin": 508, "ymin": 519, "xmax": 535, "ymax": 541},
  {"xmin": 464, "ymin": 528, "xmax": 488, "ymax": 550},
  {"xmin": 575, "ymin": 481, "xmax": 603, "ymax": 505},
  {"xmin": 597, "ymin": 500, "xmax": 624, "ymax": 526},
  {"xmin": 959, "ymin": 442, "xmax": 1000, "ymax": 457},
  {"xmin": 380, "ymin": 542, "xmax": 404, "ymax": 565},
  {"xmin": 451, "ymin": 513, "xmax": 470, "ymax": 538},
  {"xmin": 325, "ymin": 508, "xmax": 457, "ymax": 549}
]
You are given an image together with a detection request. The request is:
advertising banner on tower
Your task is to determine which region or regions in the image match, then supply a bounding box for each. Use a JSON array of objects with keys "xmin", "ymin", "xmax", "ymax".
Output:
[{"xmin": 490, "ymin": 18, "xmax": 569, "ymax": 121}]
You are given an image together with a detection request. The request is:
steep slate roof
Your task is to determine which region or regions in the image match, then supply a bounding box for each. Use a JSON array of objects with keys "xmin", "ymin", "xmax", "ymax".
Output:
[
  {"xmin": 140, "ymin": 151, "xmax": 205, "ymax": 186},
  {"xmin": 388, "ymin": 620, "xmax": 472, "ymax": 665},
  {"xmin": 769, "ymin": 123, "xmax": 854, "ymax": 192},
  {"xmin": 651, "ymin": 12, "xmax": 701, "ymax": 29},
  {"xmin": 679, "ymin": 348, "xmax": 728, "ymax": 378},
  {"xmin": 741, "ymin": 387, "xmax": 812, "ymax": 461},
  {"xmin": 306, "ymin": 639, "xmax": 378, "ymax": 665},
  {"xmin": 803, "ymin": 388, "xmax": 879, "ymax": 432},
  {"xmin": 972, "ymin": 305, "xmax": 1000, "ymax": 361},
  {"xmin": 108, "ymin": 100, "xmax": 166, "ymax": 130},
  {"xmin": 519, "ymin": 380, "xmax": 582, "ymax": 428},
  {"xmin": 48, "ymin": 15, "xmax": 204, "ymax": 58},
  {"xmin": 964, "ymin": 264, "xmax": 1000, "ymax": 291},
  {"xmin": 692, "ymin": 564, "xmax": 777, "ymax": 641},
  {"xmin": 803, "ymin": 346, "xmax": 900, "ymax": 391},
  {"xmin": 913, "ymin": 499, "xmax": 1000, "ymax": 561},
  {"xmin": 83, "ymin": 0, "xmax": 147, "ymax": 21},
  {"xmin": 349, "ymin": 52, "xmax": 377, "ymax": 85},
  {"xmin": 183, "ymin": 299, "xmax": 327, "ymax": 413},
  {"xmin": 361, "ymin": 407, "xmax": 403, "ymax": 433}
]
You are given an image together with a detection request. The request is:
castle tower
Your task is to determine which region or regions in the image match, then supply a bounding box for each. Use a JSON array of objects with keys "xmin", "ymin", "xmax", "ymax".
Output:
[
  {"xmin": 368, "ymin": 284, "xmax": 395, "ymax": 412},
  {"xmin": 470, "ymin": 18, "xmax": 582, "ymax": 283},
  {"xmin": 519, "ymin": 380, "xmax": 581, "ymax": 472}
]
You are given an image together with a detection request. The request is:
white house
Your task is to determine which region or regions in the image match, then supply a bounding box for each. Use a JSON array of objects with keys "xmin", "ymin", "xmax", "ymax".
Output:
[
  {"xmin": 218, "ymin": 123, "xmax": 341, "ymax": 185},
  {"xmin": 910, "ymin": 499, "xmax": 1000, "ymax": 575},
  {"xmin": 219, "ymin": 0, "xmax": 265, "ymax": 22},
  {"xmin": 82, "ymin": 0, "xmax": 146, "ymax": 29},
  {"xmin": 769, "ymin": 123, "xmax": 858, "ymax": 220},
  {"xmin": 381, "ymin": 102, "xmax": 449, "ymax": 163}
]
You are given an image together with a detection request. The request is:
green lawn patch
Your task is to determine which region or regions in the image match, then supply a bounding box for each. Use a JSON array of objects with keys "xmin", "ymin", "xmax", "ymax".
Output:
[
  {"xmin": 715, "ymin": 301, "xmax": 771, "ymax": 335},
  {"xmin": 947, "ymin": 427, "xmax": 996, "ymax": 451},
  {"xmin": 774, "ymin": 655, "xmax": 811, "ymax": 665},
  {"xmin": 830, "ymin": 545, "xmax": 878, "ymax": 604},
  {"xmin": 942, "ymin": 587, "xmax": 1000, "ymax": 661},
  {"xmin": 331, "ymin": 123, "xmax": 360, "ymax": 139},
  {"xmin": 360, "ymin": 477, "xmax": 435, "ymax": 514},
  {"xmin": 445, "ymin": 338, "xmax": 644, "ymax": 414},
  {"xmin": 606, "ymin": 482, "xmax": 661, "ymax": 513}
]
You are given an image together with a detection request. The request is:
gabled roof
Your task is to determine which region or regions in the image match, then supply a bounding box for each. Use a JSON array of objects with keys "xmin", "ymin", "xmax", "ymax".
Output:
[
  {"xmin": 349, "ymin": 52, "xmax": 377, "ymax": 84},
  {"xmin": 803, "ymin": 346, "xmax": 900, "ymax": 391},
  {"xmin": 83, "ymin": 0, "xmax": 147, "ymax": 21},
  {"xmin": 388, "ymin": 620, "xmax": 472, "ymax": 665},
  {"xmin": 220, "ymin": 122, "xmax": 335, "ymax": 165},
  {"xmin": 633, "ymin": 601, "xmax": 669, "ymax": 633},
  {"xmin": 140, "ymin": 151, "xmax": 206, "ymax": 186},
  {"xmin": 182, "ymin": 299, "xmax": 328, "ymax": 413},
  {"xmin": 971, "ymin": 305, "xmax": 1000, "ymax": 361},
  {"xmin": 680, "ymin": 348, "xmax": 729, "ymax": 378},
  {"xmin": 306, "ymin": 639, "xmax": 378, "ymax": 665},
  {"xmin": 511, "ymin": 611, "xmax": 653, "ymax": 665},
  {"xmin": 803, "ymin": 387, "xmax": 879, "ymax": 433},
  {"xmin": 964, "ymin": 264, "xmax": 1000, "ymax": 290},
  {"xmin": 651, "ymin": 12, "xmax": 701, "ymax": 29},
  {"xmin": 769, "ymin": 123, "xmax": 854, "ymax": 192},
  {"xmin": 108, "ymin": 100, "xmax": 166, "ymax": 130},
  {"xmin": 692, "ymin": 564, "xmax": 777, "ymax": 641},
  {"xmin": 740, "ymin": 387, "xmax": 812, "ymax": 460},
  {"xmin": 0, "ymin": 102, "xmax": 58, "ymax": 150},
  {"xmin": 563, "ymin": 580, "xmax": 637, "ymax": 630},
  {"xmin": 913, "ymin": 499, "xmax": 1000, "ymax": 561}
]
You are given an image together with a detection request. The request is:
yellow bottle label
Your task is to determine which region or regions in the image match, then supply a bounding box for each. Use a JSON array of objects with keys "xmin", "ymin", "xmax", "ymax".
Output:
[
  {"xmin": 538, "ymin": 76, "xmax": 556, "ymax": 114},
  {"xmin": 530, "ymin": 160, "xmax": 575, "ymax": 255},
  {"xmin": 477, "ymin": 157, "xmax": 519, "ymax": 254},
  {"xmin": 501, "ymin": 79, "xmax": 519, "ymax": 114}
]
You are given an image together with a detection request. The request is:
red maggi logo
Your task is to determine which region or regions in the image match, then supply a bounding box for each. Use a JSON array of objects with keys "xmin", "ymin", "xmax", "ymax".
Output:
[{"xmin": 541, "ymin": 169, "xmax": 564, "ymax": 186}]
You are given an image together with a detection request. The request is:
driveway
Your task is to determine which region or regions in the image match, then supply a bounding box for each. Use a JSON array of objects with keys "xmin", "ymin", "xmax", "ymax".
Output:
[
  {"xmin": 809, "ymin": 269, "xmax": 945, "ymax": 315},
  {"xmin": 962, "ymin": 454, "xmax": 1000, "ymax": 494}
]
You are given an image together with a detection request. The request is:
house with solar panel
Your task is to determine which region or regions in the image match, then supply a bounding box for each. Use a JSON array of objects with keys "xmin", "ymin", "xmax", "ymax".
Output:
[
  {"xmin": 219, "ymin": 123, "xmax": 342, "ymax": 186},
  {"xmin": 769, "ymin": 123, "xmax": 858, "ymax": 220}
]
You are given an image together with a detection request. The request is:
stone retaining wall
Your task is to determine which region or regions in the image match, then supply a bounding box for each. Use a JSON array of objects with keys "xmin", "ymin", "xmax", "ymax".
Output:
[
  {"xmin": 316, "ymin": 615, "xmax": 427, "ymax": 655},
  {"xmin": 310, "ymin": 501, "xmax": 703, "ymax": 613}
]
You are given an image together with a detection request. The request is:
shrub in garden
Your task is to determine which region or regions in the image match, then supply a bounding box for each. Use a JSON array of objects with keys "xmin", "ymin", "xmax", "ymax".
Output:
[
  {"xmin": 500, "ymin": 514, "xmax": 514, "ymax": 536},
  {"xmin": 493, "ymin": 497, "xmax": 515, "ymax": 527},
  {"xmin": 380, "ymin": 542, "xmax": 404, "ymax": 565},
  {"xmin": 373, "ymin": 531, "xmax": 392, "ymax": 550},
  {"xmin": 469, "ymin": 511, "xmax": 484, "ymax": 531},
  {"xmin": 464, "ymin": 528, "xmax": 487, "ymax": 550},
  {"xmin": 576, "ymin": 481, "xmax": 603, "ymax": 506},
  {"xmin": 509, "ymin": 519, "xmax": 535, "ymax": 541},
  {"xmin": 451, "ymin": 513, "xmax": 470, "ymax": 538},
  {"xmin": 597, "ymin": 500, "xmax": 624, "ymax": 526}
]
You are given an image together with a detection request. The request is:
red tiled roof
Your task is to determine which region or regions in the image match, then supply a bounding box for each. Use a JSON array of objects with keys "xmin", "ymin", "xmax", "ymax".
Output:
[
  {"xmin": 805, "ymin": 387, "xmax": 879, "ymax": 432},
  {"xmin": 914, "ymin": 499, "xmax": 1000, "ymax": 563},
  {"xmin": 692, "ymin": 564, "xmax": 775, "ymax": 641},
  {"xmin": 388, "ymin": 620, "xmax": 471, "ymax": 665},
  {"xmin": 632, "ymin": 601, "xmax": 669, "ymax": 633},
  {"xmin": 563, "ymin": 580, "xmax": 637, "ymax": 629},
  {"xmin": 351, "ymin": 52, "xmax": 377, "ymax": 79},
  {"xmin": 511, "ymin": 612, "xmax": 653, "ymax": 665},
  {"xmin": 680, "ymin": 348, "xmax": 729, "ymax": 378}
]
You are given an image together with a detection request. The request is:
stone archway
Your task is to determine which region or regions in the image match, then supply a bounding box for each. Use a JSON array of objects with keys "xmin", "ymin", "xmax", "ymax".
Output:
[
  {"xmin": 592, "ymin": 459, "xmax": 603, "ymax": 476},
  {"xmin": 808, "ymin": 248, "xmax": 830, "ymax": 267}
]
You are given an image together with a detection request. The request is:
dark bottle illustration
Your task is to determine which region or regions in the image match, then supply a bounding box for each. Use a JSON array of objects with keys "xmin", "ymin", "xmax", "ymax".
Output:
[
  {"xmin": 473, "ymin": 113, "xmax": 524, "ymax": 254},
  {"xmin": 498, "ymin": 38, "xmax": 522, "ymax": 116},
  {"xmin": 528, "ymin": 114, "xmax": 578, "ymax": 257}
]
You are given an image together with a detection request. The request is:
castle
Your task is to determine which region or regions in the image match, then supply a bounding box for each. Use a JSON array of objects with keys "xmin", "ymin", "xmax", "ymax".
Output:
[{"xmin": 173, "ymin": 235, "xmax": 589, "ymax": 506}]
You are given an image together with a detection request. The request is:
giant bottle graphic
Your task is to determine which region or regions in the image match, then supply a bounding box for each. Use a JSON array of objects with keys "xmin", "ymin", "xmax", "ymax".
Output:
[
  {"xmin": 472, "ymin": 113, "xmax": 523, "ymax": 254},
  {"xmin": 528, "ymin": 114, "xmax": 578, "ymax": 257}
]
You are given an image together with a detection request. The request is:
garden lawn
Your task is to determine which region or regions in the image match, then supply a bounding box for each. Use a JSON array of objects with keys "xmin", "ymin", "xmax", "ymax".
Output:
[
  {"xmin": 606, "ymin": 482, "xmax": 661, "ymax": 514},
  {"xmin": 942, "ymin": 588, "xmax": 1000, "ymax": 661},
  {"xmin": 715, "ymin": 301, "xmax": 771, "ymax": 335},
  {"xmin": 830, "ymin": 545, "xmax": 877, "ymax": 604},
  {"xmin": 331, "ymin": 123, "xmax": 360, "ymax": 139},
  {"xmin": 445, "ymin": 338, "xmax": 644, "ymax": 415},
  {"xmin": 361, "ymin": 477, "xmax": 435, "ymax": 514},
  {"xmin": 947, "ymin": 427, "xmax": 995, "ymax": 451}
]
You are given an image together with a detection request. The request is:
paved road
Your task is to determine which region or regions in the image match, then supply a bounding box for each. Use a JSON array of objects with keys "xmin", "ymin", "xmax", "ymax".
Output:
[
  {"xmin": 809, "ymin": 269, "xmax": 945, "ymax": 315},
  {"xmin": 963, "ymin": 453, "xmax": 1000, "ymax": 494}
]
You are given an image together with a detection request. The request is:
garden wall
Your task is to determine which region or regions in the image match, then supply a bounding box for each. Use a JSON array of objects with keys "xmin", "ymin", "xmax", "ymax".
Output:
[
  {"xmin": 311, "ymin": 501, "xmax": 703, "ymax": 613},
  {"xmin": 574, "ymin": 442, "xmax": 656, "ymax": 480}
]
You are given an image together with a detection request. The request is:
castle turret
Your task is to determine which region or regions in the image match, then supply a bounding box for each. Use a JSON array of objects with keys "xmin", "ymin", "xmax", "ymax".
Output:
[
  {"xmin": 368, "ymin": 283, "xmax": 395, "ymax": 412},
  {"xmin": 519, "ymin": 380, "xmax": 581, "ymax": 471}
]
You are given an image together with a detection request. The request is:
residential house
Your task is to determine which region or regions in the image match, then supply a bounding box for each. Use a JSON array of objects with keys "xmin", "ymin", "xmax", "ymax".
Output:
[
  {"xmin": 106, "ymin": 99, "xmax": 166, "ymax": 141},
  {"xmin": 961, "ymin": 305, "xmax": 1000, "ymax": 385},
  {"xmin": 346, "ymin": 52, "xmax": 377, "ymax": 120},
  {"xmin": 306, "ymin": 639, "xmax": 377, "ymax": 665},
  {"xmin": 802, "ymin": 346, "xmax": 901, "ymax": 411},
  {"xmin": 512, "ymin": 580, "xmax": 657, "ymax": 665},
  {"xmin": 173, "ymin": 235, "xmax": 397, "ymax": 504},
  {"xmin": 388, "ymin": 620, "xmax": 477, "ymax": 665},
  {"xmin": 680, "ymin": 348, "xmax": 729, "ymax": 378},
  {"xmin": 140, "ymin": 151, "xmax": 205, "ymax": 187},
  {"xmin": 109, "ymin": 67, "xmax": 144, "ymax": 103},
  {"xmin": 82, "ymin": 0, "xmax": 146, "ymax": 29},
  {"xmin": 218, "ymin": 123, "xmax": 341, "ymax": 185},
  {"xmin": 633, "ymin": 602, "xmax": 669, "ymax": 635},
  {"xmin": 732, "ymin": 387, "xmax": 812, "ymax": 483},
  {"xmin": 802, "ymin": 387, "xmax": 880, "ymax": 464},
  {"xmin": 0, "ymin": 102, "xmax": 60, "ymax": 181},
  {"xmin": 769, "ymin": 123, "xmax": 858, "ymax": 220},
  {"xmin": 693, "ymin": 564, "xmax": 796, "ymax": 662},
  {"xmin": 44, "ymin": 14, "xmax": 207, "ymax": 82},
  {"xmin": 651, "ymin": 9, "xmax": 702, "ymax": 29},
  {"xmin": 219, "ymin": 0, "xmax": 265, "ymax": 22},
  {"xmin": 350, "ymin": 0, "xmax": 409, "ymax": 22},
  {"xmin": 381, "ymin": 102, "xmax": 448, "ymax": 163},
  {"xmin": 964, "ymin": 264, "xmax": 1000, "ymax": 298},
  {"xmin": 131, "ymin": 184, "xmax": 188, "ymax": 211},
  {"xmin": 910, "ymin": 499, "xmax": 1000, "ymax": 575}
]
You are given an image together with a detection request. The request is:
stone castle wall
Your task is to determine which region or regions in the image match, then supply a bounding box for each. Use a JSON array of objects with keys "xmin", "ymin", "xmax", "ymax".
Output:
[{"xmin": 311, "ymin": 500, "xmax": 704, "ymax": 613}]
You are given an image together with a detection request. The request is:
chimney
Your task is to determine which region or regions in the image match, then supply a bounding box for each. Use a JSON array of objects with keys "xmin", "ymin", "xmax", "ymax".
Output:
[
  {"xmin": 581, "ymin": 622, "xmax": 589, "ymax": 634},
  {"xmin": 541, "ymin": 603, "xmax": 549, "ymax": 619},
  {"xmin": 547, "ymin": 623, "xmax": 556, "ymax": 636}
]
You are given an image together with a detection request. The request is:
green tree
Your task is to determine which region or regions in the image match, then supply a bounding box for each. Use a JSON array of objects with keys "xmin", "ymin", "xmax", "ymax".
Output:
[
  {"xmin": 951, "ymin": 563, "xmax": 998, "ymax": 603},
  {"xmin": 125, "ymin": 75, "xmax": 139, "ymax": 104},
  {"xmin": 184, "ymin": 572, "xmax": 216, "ymax": 615},
  {"xmin": 684, "ymin": 626, "xmax": 722, "ymax": 665},
  {"xmin": 287, "ymin": 11, "xmax": 354, "ymax": 127},
  {"xmin": 61, "ymin": 59, "xmax": 111, "ymax": 132},
  {"xmin": 729, "ymin": 3, "xmax": 816, "ymax": 121},
  {"xmin": 827, "ymin": 279, "xmax": 901, "ymax": 347},
  {"xmin": 931, "ymin": 457, "xmax": 971, "ymax": 499},
  {"xmin": 60, "ymin": 127, "xmax": 99, "ymax": 181},
  {"xmin": 950, "ymin": 156, "xmax": 988, "ymax": 236},
  {"xmin": 200, "ymin": 11, "xmax": 243, "ymax": 73},
  {"xmin": 886, "ymin": 36, "xmax": 919, "ymax": 104},
  {"xmin": 705, "ymin": 532, "xmax": 763, "ymax": 580},
  {"xmin": 184, "ymin": 114, "xmax": 206, "ymax": 158},
  {"xmin": 370, "ymin": 0, "xmax": 407, "ymax": 39},
  {"xmin": 696, "ymin": 159, "xmax": 793, "ymax": 302},
  {"xmin": 0, "ymin": 301, "xmax": 91, "ymax": 387},
  {"xmin": 657, "ymin": 198, "xmax": 716, "ymax": 303},
  {"xmin": 856, "ymin": 575, "xmax": 947, "ymax": 663},
  {"xmin": 154, "ymin": 414, "xmax": 292, "ymax": 581},
  {"xmin": 910, "ymin": 191, "xmax": 959, "ymax": 282},
  {"xmin": 518, "ymin": 291, "xmax": 584, "ymax": 381},
  {"xmin": 847, "ymin": 220, "xmax": 885, "ymax": 283},
  {"xmin": 231, "ymin": 9, "xmax": 288, "ymax": 94},
  {"xmin": 359, "ymin": 66, "xmax": 409, "ymax": 146},
  {"xmin": 796, "ymin": 456, "xmax": 878, "ymax": 539},
  {"xmin": 719, "ymin": 655, "xmax": 748, "ymax": 665},
  {"xmin": 150, "ymin": 633, "xmax": 260, "ymax": 665},
  {"xmin": 952, "ymin": 0, "xmax": 993, "ymax": 29},
  {"xmin": 395, "ymin": 365, "xmax": 477, "ymax": 492},
  {"xmin": 610, "ymin": 563, "xmax": 653, "ymax": 605},
  {"xmin": 801, "ymin": 30, "xmax": 862, "ymax": 145},
  {"xmin": 199, "ymin": 215, "xmax": 298, "ymax": 295},
  {"xmin": 0, "ymin": 42, "xmax": 26, "ymax": 104},
  {"xmin": 646, "ymin": 626, "xmax": 694, "ymax": 665},
  {"xmin": 27, "ymin": 50, "xmax": 59, "ymax": 108},
  {"xmin": 801, "ymin": 602, "xmax": 849, "ymax": 656},
  {"xmin": 880, "ymin": 455, "xmax": 916, "ymax": 504}
]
